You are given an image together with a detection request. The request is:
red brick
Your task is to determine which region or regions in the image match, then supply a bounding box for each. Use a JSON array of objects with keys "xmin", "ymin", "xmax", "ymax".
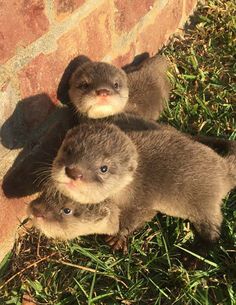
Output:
[
  {"xmin": 136, "ymin": 0, "xmax": 184, "ymax": 55},
  {"xmin": 55, "ymin": 0, "xmax": 85, "ymax": 20},
  {"xmin": 0, "ymin": 183, "xmax": 34, "ymax": 262},
  {"xmin": 114, "ymin": 0, "xmax": 154, "ymax": 33},
  {"xmin": 0, "ymin": 0, "xmax": 49, "ymax": 64},
  {"xmin": 18, "ymin": 2, "xmax": 113, "ymax": 100},
  {"xmin": 184, "ymin": 0, "xmax": 198, "ymax": 16},
  {"xmin": 112, "ymin": 43, "xmax": 136, "ymax": 68},
  {"xmin": 18, "ymin": 54, "xmax": 63, "ymax": 103}
]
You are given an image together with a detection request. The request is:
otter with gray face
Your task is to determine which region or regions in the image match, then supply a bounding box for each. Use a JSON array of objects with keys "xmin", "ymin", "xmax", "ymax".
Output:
[
  {"xmin": 67, "ymin": 56, "xmax": 170, "ymax": 120},
  {"xmin": 29, "ymin": 123, "xmax": 236, "ymax": 250}
]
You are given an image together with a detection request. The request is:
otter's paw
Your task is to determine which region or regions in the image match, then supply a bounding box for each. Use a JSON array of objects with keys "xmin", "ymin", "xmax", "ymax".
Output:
[{"xmin": 105, "ymin": 234, "xmax": 128, "ymax": 253}]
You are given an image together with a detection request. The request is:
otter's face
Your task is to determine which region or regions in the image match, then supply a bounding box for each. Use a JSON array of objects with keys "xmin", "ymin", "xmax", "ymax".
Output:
[
  {"xmin": 51, "ymin": 124, "xmax": 138, "ymax": 204},
  {"xmin": 28, "ymin": 195, "xmax": 116, "ymax": 240},
  {"xmin": 68, "ymin": 62, "xmax": 129, "ymax": 119}
]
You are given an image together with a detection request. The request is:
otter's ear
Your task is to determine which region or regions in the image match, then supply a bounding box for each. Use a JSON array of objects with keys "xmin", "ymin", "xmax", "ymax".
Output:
[
  {"xmin": 122, "ymin": 52, "xmax": 150, "ymax": 73},
  {"xmin": 57, "ymin": 55, "xmax": 92, "ymax": 104}
]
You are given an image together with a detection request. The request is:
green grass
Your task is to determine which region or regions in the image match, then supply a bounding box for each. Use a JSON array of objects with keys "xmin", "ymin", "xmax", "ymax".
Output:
[{"xmin": 1, "ymin": 1, "xmax": 236, "ymax": 304}]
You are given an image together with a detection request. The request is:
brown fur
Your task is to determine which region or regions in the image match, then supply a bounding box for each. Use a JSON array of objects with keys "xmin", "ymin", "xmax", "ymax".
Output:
[
  {"xmin": 68, "ymin": 56, "xmax": 170, "ymax": 120},
  {"xmin": 36, "ymin": 123, "xmax": 236, "ymax": 244},
  {"xmin": 124, "ymin": 55, "xmax": 170, "ymax": 119}
]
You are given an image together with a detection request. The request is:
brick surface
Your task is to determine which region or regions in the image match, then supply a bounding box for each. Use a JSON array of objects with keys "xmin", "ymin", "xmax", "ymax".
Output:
[
  {"xmin": 112, "ymin": 42, "xmax": 136, "ymax": 68},
  {"xmin": 184, "ymin": 0, "xmax": 198, "ymax": 17},
  {"xmin": 18, "ymin": 2, "xmax": 113, "ymax": 100},
  {"xmin": 55, "ymin": 0, "xmax": 85, "ymax": 20},
  {"xmin": 0, "ymin": 0, "xmax": 49, "ymax": 64},
  {"xmin": 0, "ymin": 184, "xmax": 33, "ymax": 263},
  {"xmin": 136, "ymin": 0, "xmax": 184, "ymax": 55},
  {"xmin": 0, "ymin": 80, "xmax": 17, "ymax": 128},
  {"xmin": 114, "ymin": 0, "xmax": 154, "ymax": 33}
]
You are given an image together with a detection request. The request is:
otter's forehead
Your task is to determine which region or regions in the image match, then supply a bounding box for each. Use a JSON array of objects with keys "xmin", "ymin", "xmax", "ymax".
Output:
[
  {"xmin": 74, "ymin": 62, "xmax": 126, "ymax": 82},
  {"xmin": 62, "ymin": 124, "xmax": 133, "ymax": 160}
]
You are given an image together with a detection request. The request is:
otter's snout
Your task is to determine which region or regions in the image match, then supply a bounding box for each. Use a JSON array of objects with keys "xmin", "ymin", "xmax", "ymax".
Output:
[
  {"xmin": 96, "ymin": 88, "xmax": 111, "ymax": 96},
  {"xmin": 65, "ymin": 166, "xmax": 83, "ymax": 180}
]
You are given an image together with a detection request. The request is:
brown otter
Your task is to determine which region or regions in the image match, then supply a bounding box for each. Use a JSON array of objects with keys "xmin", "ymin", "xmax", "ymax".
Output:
[
  {"xmin": 67, "ymin": 56, "xmax": 170, "ymax": 120},
  {"xmin": 30, "ymin": 123, "xmax": 236, "ymax": 250},
  {"xmin": 2, "ymin": 53, "xmax": 235, "ymax": 199},
  {"xmin": 28, "ymin": 193, "xmax": 119, "ymax": 240}
]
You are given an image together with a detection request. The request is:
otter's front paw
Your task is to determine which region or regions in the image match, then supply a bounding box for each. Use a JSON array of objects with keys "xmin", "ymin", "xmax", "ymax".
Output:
[{"xmin": 105, "ymin": 234, "xmax": 128, "ymax": 253}]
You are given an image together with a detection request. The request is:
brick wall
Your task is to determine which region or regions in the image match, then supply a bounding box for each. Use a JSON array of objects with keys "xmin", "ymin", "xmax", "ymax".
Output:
[
  {"xmin": 0, "ymin": 0, "xmax": 197, "ymax": 262},
  {"xmin": 0, "ymin": 0, "xmax": 197, "ymax": 127}
]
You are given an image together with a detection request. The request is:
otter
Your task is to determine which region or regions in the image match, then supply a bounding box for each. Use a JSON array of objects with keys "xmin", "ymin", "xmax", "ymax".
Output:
[
  {"xmin": 58, "ymin": 54, "xmax": 170, "ymax": 120},
  {"xmin": 29, "ymin": 123, "xmax": 236, "ymax": 250},
  {"xmin": 2, "ymin": 53, "xmax": 235, "ymax": 199},
  {"xmin": 28, "ymin": 193, "xmax": 119, "ymax": 240}
]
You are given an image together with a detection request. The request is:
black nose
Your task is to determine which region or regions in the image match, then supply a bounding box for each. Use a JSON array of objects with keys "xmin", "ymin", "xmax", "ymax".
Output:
[
  {"xmin": 65, "ymin": 166, "xmax": 83, "ymax": 180},
  {"xmin": 96, "ymin": 88, "xmax": 111, "ymax": 96}
]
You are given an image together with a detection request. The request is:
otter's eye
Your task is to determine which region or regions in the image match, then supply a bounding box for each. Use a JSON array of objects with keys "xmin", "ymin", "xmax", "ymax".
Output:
[
  {"xmin": 62, "ymin": 208, "xmax": 72, "ymax": 215},
  {"xmin": 77, "ymin": 81, "xmax": 89, "ymax": 90},
  {"xmin": 100, "ymin": 165, "xmax": 108, "ymax": 173},
  {"xmin": 114, "ymin": 82, "xmax": 119, "ymax": 89}
]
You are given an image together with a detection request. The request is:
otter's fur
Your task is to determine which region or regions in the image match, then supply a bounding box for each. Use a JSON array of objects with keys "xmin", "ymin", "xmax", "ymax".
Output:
[{"xmin": 33, "ymin": 123, "xmax": 236, "ymax": 248}]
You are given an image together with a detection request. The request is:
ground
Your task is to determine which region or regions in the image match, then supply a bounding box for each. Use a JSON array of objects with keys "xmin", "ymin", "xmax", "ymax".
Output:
[{"xmin": 0, "ymin": 1, "xmax": 235, "ymax": 304}]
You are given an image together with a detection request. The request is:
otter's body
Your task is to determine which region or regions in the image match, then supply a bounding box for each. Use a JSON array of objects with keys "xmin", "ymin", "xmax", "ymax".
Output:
[
  {"xmin": 124, "ymin": 55, "xmax": 170, "ymax": 119},
  {"xmin": 29, "ymin": 123, "xmax": 236, "ymax": 249}
]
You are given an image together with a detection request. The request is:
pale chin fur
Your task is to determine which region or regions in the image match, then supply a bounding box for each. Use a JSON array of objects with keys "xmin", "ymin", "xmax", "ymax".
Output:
[
  {"xmin": 53, "ymin": 171, "xmax": 135, "ymax": 204},
  {"xmin": 79, "ymin": 91, "xmax": 129, "ymax": 119}
]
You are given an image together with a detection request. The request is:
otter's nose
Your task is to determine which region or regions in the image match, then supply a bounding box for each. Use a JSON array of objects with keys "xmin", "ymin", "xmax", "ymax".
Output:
[
  {"xmin": 65, "ymin": 166, "xmax": 83, "ymax": 180},
  {"xmin": 96, "ymin": 88, "xmax": 111, "ymax": 96}
]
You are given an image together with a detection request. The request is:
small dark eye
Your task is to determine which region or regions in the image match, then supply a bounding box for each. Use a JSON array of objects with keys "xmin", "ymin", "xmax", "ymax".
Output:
[
  {"xmin": 62, "ymin": 208, "xmax": 72, "ymax": 215},
  {"xmin": 100, "ymin": 165, "xmax": 108, "ymax": 173},
  {"xmin": 77, "ymin": 81, "xmax": 89, "ymax": 90},
  {"xmin": 114, "ymin": 82, "xmax": 119, "ymax": 89}
]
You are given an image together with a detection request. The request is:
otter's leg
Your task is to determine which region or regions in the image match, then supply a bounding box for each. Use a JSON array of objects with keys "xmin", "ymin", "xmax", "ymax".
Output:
[
  {"xmin": 190, "ymin": 205, "xmax": 223, "ymax": 243},
  {"xmin": 106, "ymin": 207, "xmax": 157, "ymax": 253}
]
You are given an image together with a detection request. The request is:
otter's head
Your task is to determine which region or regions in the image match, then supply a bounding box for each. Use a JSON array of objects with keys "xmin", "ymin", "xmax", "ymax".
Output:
[
  {"xmin": 51, "ymin": 123, "xmax": 138, "ymax": 204},
  {"xmin": 68, "ymin": 62, "xmax": 129, "ymax": 119},
  {"xmin": 28, "ymin": 193, "xmax": 115, "ymax": 240}
]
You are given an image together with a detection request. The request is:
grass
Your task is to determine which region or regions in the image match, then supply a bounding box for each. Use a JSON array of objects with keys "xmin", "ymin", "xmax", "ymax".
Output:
[{"xmin": 1, "ymin": 0, "xmax": 236, "ymax": 304}]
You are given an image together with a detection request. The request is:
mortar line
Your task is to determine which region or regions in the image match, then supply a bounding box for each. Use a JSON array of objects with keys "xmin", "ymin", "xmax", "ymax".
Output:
[
  {"xmin": 0, "ymin": 0, "xmax": 105, "ymax": 85},
  {"xmin": 102, "ymin": 0, "xmax": 168, "ymax": 62}
]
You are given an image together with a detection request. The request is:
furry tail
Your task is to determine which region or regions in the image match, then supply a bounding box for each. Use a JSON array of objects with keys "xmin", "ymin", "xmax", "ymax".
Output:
[{"xmin": 193, "ymin": 136, "xmax": 236, "ymax": 157}]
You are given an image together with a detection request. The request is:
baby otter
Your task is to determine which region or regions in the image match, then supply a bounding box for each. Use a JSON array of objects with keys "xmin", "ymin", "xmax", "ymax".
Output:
[
  {"xmin": 43, "ymin": 123, "xmax": 236, "ymax": 248},
  {"xmin": 67, "ymin": 56, "xmax": 170, "ymax": 120},
  {"xmin": 28, "ymin": 192, "xmax": 119, "ymax": 240}
]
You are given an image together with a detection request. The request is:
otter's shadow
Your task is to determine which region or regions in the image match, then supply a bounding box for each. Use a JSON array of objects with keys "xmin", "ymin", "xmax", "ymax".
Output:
[
  {"xmin": 0, "ymin": 93, "xmax": 74, "ymax": 197},
  {"xmin": 1, "ymin": 93, "xmax": 56, "ymax": 150}
]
